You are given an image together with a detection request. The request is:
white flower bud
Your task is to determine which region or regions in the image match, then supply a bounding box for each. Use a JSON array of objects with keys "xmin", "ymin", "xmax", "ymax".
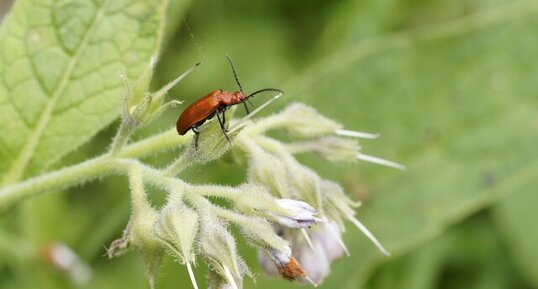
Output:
[
  {"xmin": 232, "ymin": 184, "xmax": 287, "ymax": 216},
  {"xmin": 269, "ymin": 199, "xmax": 322, "ymax": 229}
]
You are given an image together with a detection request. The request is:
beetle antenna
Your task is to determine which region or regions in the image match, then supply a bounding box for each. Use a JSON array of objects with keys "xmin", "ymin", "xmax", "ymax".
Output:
[
  {"xmin": 246, "ymin": 88, "xmax": 284, "ymax": 99},
  {"xmin": 226, "ymin": 54, "xmax": 244, "ymax": 93}
]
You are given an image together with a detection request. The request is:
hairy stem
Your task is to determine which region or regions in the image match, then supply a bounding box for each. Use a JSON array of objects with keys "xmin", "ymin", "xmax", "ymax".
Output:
[
  {"xmin": 121, "ymin": 128, "xmax": 191, "ymax": 158},
  {"xmin": 0, "ymin": 128, "xmax": 190, "ymax": 212},
  {"xmin": 163, "ymin": 146, "xmax": 196, "ymax": 177},
  {"xmin": 109, "ymin": 121, "xmax": 135, "ymax": 155},
  {"xmin": 0, "ymin": 157, "xmax": 124, "ymax": 211}
]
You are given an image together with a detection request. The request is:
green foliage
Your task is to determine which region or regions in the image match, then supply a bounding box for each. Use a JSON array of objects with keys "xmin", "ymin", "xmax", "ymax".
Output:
[
  {"xmin": 0, "ymin": 0, "xmax": 164, "ymax": 183},
  {"xmin": 1, "ymin": 0, "xmax": 538, "ymax": 288}
]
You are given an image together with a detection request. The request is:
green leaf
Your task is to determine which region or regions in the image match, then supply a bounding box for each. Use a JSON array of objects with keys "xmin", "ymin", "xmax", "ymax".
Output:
[
  {"xmin": 317, "ymin": 0, "xmax": 530, "ymax": 53},
  {"xmin": 257, "ymin": 2, "xmax": 538, "ymax": 288},
  {"xmin": 368, "ymin": 214, "xmax": 526, "ymax": 289},
  {"xmin": 0, "ymin": 0, "xmax": 168, "ymax": 184},
  {"xmin": 493, "ymin": 184, "xmax": 538, "ymax": 286}
]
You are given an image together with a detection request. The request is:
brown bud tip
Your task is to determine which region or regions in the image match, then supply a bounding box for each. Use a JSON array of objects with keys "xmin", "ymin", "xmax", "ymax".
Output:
[{"xmin": 278, "ymin": 256, "xmax": 307, "ymax": 281}]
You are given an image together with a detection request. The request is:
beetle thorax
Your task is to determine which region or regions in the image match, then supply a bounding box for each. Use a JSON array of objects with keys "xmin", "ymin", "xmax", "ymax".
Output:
[{"xmin": 219, "ymin": 91, "xmax": 246, "ymax": 106}]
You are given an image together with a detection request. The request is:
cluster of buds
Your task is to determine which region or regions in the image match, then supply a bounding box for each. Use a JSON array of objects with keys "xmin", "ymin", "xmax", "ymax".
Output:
[
  {"xmin": 106, "ymin": 61, "xmax": 403, "ymax": 289},
  {"xmin": 120, "ymin": 57, "xmax": 200, "ymax": 128},
  {"xmin": 232, "ymin": 103, "xmax": 402, "ymax": 284},
  {"xmin": 109, "ymin": 57, "xmax": 200, "ymax": 154}
]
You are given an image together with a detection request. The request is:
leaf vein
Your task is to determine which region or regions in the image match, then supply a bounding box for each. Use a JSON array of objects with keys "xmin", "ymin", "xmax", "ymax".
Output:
[{"xmin": 1, "ymin": 0, "xmax": 113, "ymax": 185}]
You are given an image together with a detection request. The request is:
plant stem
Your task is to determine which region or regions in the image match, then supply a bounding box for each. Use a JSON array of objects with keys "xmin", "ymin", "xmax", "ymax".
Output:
[
  {"xmin": 0, "ymin": 128, "xmax": 190, "ymax": 212},
  {"xmin": 120, "ymin": 128, "xmax": 191, "ymax": 158},
  {"xmin": 163, "ymin": 146, "xmax": 196, "ymax": 177},
  {"xmin": 0, "ymin": 157, "xmax": 126, "ymax": 211},
  {"xmin": 109, "ymin": 121, "xmax": 135, "ymax": 155}
]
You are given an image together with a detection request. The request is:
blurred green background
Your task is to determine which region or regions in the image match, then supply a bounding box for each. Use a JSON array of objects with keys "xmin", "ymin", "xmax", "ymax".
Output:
[{"xmin": 1, "ymin": 0, "xmax": 538, "ymax": 288}]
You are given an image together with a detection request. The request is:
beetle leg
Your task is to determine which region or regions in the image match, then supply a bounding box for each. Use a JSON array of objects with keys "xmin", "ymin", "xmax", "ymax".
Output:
[
  {"xmin": 242, "ymin": 102, "xmax": 250, "ymax": 114},
  {"xmin": 192, "ymin": 127, "xmax": 200, "ymax": 150},
  {"xmin": 216, "ymin": 110, "xmax": 225, "ymax": 129},
  {"xmin": 216, "ymin": 111, "xmax": 231, "ymax": 143},
  {"xmin": 217, "ymin": 106, "xmax": 229, "ymax": 132},
  {"xmin": 221, "ymin": 108, "xmax": 229, "ymax": 132}
]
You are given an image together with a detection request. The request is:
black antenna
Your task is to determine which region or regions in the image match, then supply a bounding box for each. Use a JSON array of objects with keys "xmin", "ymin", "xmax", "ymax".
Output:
[
  {"xmin": 226, "ymin": 55, "xmax": 243, "ymax": 93},
  {"xmin": 246, "ymin": 88, "xmax": 283, "ymax": 99},
  {"xmin": 226, "ymin": 54, "xmax": 250, "ymax": 114}
]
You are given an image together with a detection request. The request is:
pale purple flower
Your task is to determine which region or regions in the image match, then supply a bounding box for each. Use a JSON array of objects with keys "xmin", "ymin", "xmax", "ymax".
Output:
[
  {"xmin": 291, "ymin": 222, "xmax": 348, "ymax": 284},
  {"xmin": 259, "ymin": 221, "xmax": 349, "ymax": 285}
]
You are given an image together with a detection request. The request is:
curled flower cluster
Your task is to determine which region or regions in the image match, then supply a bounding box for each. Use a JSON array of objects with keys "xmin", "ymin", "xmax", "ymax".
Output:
[
  {"xmin": 105, "ymin": 60, "xmax": 403, "ymax": 289},
  {"xmin": 235, "ymin": 103, "xmax": 401, "ymax": 284}
]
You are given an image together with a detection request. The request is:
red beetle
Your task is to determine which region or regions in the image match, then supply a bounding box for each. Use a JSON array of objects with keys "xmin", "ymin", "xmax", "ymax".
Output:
[{"xmin": 177, "ymin": 56, "xmax": 282, "ymax": 148}]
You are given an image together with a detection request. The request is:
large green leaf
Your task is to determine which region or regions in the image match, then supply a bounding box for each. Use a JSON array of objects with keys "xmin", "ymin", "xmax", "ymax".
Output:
[
  {"xmin": 493, "ymin": 183, "xmax": 538, "ymax": 286},
  {"xmin": 251, "ymin": 2, "xmax": 538, "ymax": 289},
  {"xmin": 0, "ymin": 0, "xmax": 167, "ymax": 184},
  {"xmin": 317, "ymin": 0, "xmax": 530, "ymax": 53},
  {"xmin": 367, "ymin": 214, "xmax": 527, "ymax": 289}
]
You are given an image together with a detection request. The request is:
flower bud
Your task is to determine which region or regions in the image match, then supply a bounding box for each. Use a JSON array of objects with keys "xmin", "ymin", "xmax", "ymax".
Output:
[
  {"xmin": 199, "ymin": 208, "xmax": 244, "ymax": 282},
  {"xmin": 250, "ymin": 136, "xmax": 324, "ymax": 210},
  {"xmin": 231, "ymin": 184, "xmax": 289, "ymax": 217},
  {"xmin": 285, "ymin": 158, "xmax": 323, "ymax": 211},
  {"xmin": 288, "ymin": 136, "xmax": 360, "ymax": 162},
  {"xmin": 148, "ymin": 63, "xmax": 200, "ymax": 114},
  {"xmin": 123, "ymin": 58, "xmax": 199, "ymax": 128},
  {"xmin": 126, "ymin": 56, "xmax": 156, "ymax": 113},
  {"xmin": 264, "ymin": 248, "xmax": 308, "ymax": 282},
  {"xmin": 130, "ymin": 207, "xmax": 163, "ymax": 289},
  {"xmin": 109, "ymin": 205, "xmax": 163, "ymax": 289},
  {"xmin": 279, "ymin": 103, "xmax": 342, "ymax": 138},
  {"xmin": 243, "ymin": 141, "xmax": 291, "ymax": 198},
  {"xmin": 107, "ymin": 166, "xmax": 164, "ymax": 288},
  {"xmin": 208, "ymin": 270, "xmax": 242, "ymax": 289},
  {"xmin": 268, "ymin": 199, "xmax": 321, "ymax": 229},
  {"xmin": 153, "ymin": 199, "xmax": 198, "ymax": 265},
  {"xmin": 218, "ymin": 206, "xmax": 290, "ymax": 253},
  {"xmin": 322, "ymin": 180, "xmax": 360, "ymax": 220}
]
